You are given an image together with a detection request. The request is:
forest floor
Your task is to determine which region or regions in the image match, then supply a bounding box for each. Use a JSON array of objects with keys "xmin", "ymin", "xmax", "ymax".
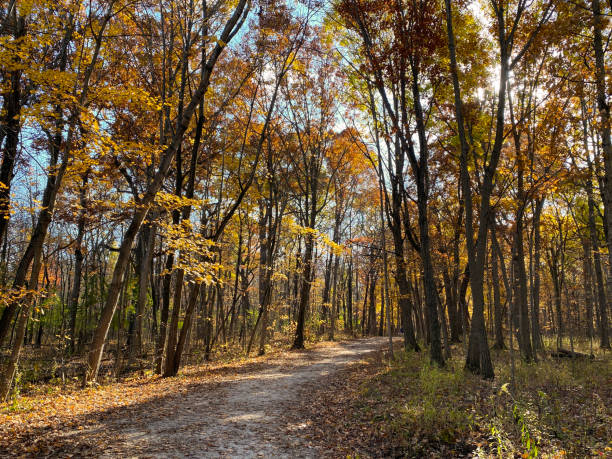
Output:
[
  {"xmin": 302, "ymin": 339, "xmax": 612, "ymax": 458},
  {"xmin": 1, "ymin": 336, "xmax": 610, "ymax": 458},
  {"xmin": 0, "ymin": 336, "xmax": 393, "ymax": 458}
]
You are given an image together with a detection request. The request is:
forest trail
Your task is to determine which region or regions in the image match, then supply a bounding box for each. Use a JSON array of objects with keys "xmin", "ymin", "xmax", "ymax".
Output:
[{"xmin": 94, "ymin": 337, "xmax": 389, "ymax": 458}]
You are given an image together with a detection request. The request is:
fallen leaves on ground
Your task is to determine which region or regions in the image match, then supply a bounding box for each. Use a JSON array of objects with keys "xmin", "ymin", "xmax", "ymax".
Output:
[
  {"xmin": 291, "ymin": 342, "xmax": 612, "ymax": 458},
  {"xmin": 0, "ymin": 342, "xmax": 309, "ymax": 457},
  {"xmin": 0, "ymin": 333, "xmax": 359, "ymax": 457}
]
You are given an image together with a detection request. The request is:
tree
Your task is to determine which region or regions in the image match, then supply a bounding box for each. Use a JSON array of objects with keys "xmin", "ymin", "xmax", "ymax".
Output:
[
  {"xmin": 84, "ymin": 0, "xmax": 250, "ymax": 384},
  {"xmin": 337, "ymin": 0, "xmax": 446, "ymax": 365}
]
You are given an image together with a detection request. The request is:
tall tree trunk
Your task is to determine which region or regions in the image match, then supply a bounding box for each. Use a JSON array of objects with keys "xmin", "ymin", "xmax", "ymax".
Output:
[
  {"xmin": 408, "ymin": 58, "xmax": 443, "ymax": 366},
  {"xmin": 0, "ymin": 238, "xmax": 44, "ymax": 400},
  {"xmin": 582, "ymin": 239, "xmax": 595, "ymax": 352},
  {"xmin": 292, "ymin": 232, "xmax": 314, "ymax": 349},
  {"xmin": 509, "ymin": 85, "xmax": 533, "ymax": 362},
  {"xmin": 170, "ymin": 283, "xmax": 201, "ymax": 375},
  {"xmin": 155, "ymin": 253, "xmax": 174, "ymax": 374},
  {"xmin": 345, "ymin": 258, "xmax": 352, "ymax": 334},
  {"xmin": 391, "ymin": 228, "xmax": 419, "ymax": 351},
  {"xmin": 0, "ymin": 12, "xmax": 26, "ymax": 251},
  {"xmin": 531, "ymin": 198, "xmax": 544, "ymax": 350},
  {"xmin": 320, "ymin": 252, "xmax": 333, "ymax": 335},
  {"xmin": 163, "ymin": 266, "xmax": 184, "ymax": 376},
  {"xmin": 491, "ymin": 225, "xmax": 505, "ymax": 349},
  {"xmin": 329, "ymin": 255, "xmax": 340, "ymax": 340},
  {"xmin": 378, "ymin": 278, "xmax": 385, "ymax": 337},
  {"xmin": 368, "ymin": 273, "xmax": 378, "ymax": 335},
  {"xmin": 445, "ymin": 0, "xmax": 496, "ymax": 378},
  {"xmin": 548, "ymin": 248, "xmax": 564, "ymax": 350},
  {"xmin": 512, "ymin": 223, "xmax": 533, "ymax": 361},
  {"xmin": 583, "ymin": 104, "xmax": 611, "ymax": 349},
  {"xmin": 68, "ymin": 176, "xmax": 88, "ymax": 354},
  {"xmin": 132, "ymin": 223, "xmax": 155, "ymax": 358},
  {"xmin": 591, "ymin": 0, "xmax": 612, "ymax": 338},
  {"xmin": 361, "ymin": 271, "xmax": 369, "ymax": 336}
]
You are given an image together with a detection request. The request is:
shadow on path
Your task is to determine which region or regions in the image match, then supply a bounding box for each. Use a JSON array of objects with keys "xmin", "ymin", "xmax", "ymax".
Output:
[{"xmin": 1, "ymin": 337, "xmax": 390, "ymax": 458}]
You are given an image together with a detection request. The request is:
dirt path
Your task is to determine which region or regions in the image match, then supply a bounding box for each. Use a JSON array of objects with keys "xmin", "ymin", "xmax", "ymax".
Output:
[{"xmin": 91, "ymin": 337, "xmax": 389, "ymax": 458}]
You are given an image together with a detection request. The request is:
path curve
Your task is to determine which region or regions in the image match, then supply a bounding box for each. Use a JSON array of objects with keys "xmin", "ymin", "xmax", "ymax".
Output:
[{"xmin": 100, "ymin": 337, "xmax": 389, "ymax": 458}]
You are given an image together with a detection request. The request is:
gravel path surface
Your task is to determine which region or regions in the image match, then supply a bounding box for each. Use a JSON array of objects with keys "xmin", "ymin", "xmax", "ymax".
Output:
[{"xmin": 98, "ymin": 337, "xmax": 389, "ymax": 458}]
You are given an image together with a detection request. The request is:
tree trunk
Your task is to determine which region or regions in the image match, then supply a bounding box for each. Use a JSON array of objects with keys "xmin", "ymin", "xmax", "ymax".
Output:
[
  {"xmin": 132, "ymin": 223, "xmax": 155, "ymax": 358},
  {"xmin": 582, "ymin": 240, "xmax": 595, "ymax": 351},
  {"xmin": 531, "ymin": 198, "xmax": 544, "ymax": 350},
  {"xmin": 68, "ymin": 177, "xmax": 88, "ymax": 354},
  {"xmin": 491, "ymin": 225, "xmax": 505, "ymax": 349},
  {"xmin": 0, "ymin": 12, "xmax": 26, "ymax": 250},
  {"xmin": 292, "ymin": 233, "xmax": 314, "ymax": 349},
  {"xmin": 368, "ymin": 273, "xmax": 378, "ymax": 335},
  {"xmin": 169, "ymin": 283, "xmax": 201, "ymax": 376},
  {"xmin": 591, "ymin": 0, "xmax": 612, "ymax": 342},
  {"xmin": 586, "ymin": 141, "xmax": 610, "ymax": 348},
  {"xmin": 163, "ymin": 267, "xmax": 184, "ymax": 376},
  {"xmin": 155, "ymin": 253, "xmax": 174, "ymax": 373},
  {"xmin": 509, "ymin": 85, "xmax": 533, "ymax": 362},
  {"xmin": 394, "ymin": 243, "xmax": 419, "ymax": 351},
  {"xmin": 445, "ymin": 0, "xmax": 496, "ymax": 378},
  {"xmin": 344, "ymin": 256, "xmax": 359, "ymax": 334}
]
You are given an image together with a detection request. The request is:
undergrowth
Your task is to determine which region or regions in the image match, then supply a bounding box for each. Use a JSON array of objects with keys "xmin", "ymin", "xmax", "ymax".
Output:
[
  {"xmin": 3, "ymin": 325, "xmax": 356, "ymax": 401},
  {"xmin": 351, "ymin": 341, "xmax": 611, "ymax": 458}
]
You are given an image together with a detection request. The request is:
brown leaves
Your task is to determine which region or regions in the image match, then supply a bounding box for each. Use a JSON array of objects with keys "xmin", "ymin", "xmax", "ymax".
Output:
[{"xmin": 294, "ymin": 344, "xmax": 612, "ymax": 458}]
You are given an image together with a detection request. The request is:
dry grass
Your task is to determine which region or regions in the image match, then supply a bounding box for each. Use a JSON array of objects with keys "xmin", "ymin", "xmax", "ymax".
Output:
[{"xmin": 299, "ymin": 337, "xmax": 612, "ymax": 458}]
